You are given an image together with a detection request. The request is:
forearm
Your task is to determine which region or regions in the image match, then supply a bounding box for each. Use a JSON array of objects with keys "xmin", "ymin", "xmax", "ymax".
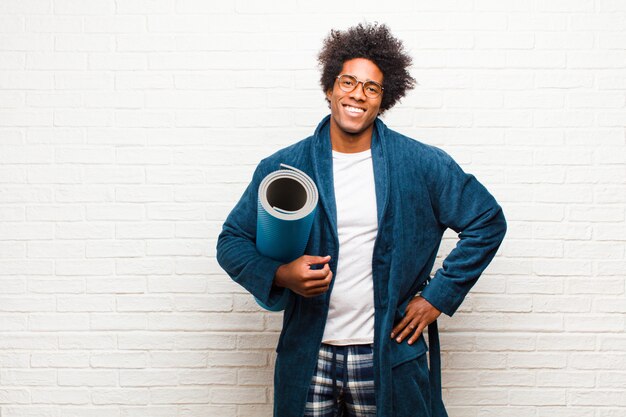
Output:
[
  {"xmin": 421, "ymin": 203, "xmax": 506, "ymax": 316},
  {"xmin": 216, "ymin": 228, "xmax": 286, "ymax": 305}
]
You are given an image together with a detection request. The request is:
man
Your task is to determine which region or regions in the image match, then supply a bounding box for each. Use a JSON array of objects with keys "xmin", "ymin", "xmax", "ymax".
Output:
[{"xmin": 217, "ymin": 23, "xmax": 506, "ymax": 417}]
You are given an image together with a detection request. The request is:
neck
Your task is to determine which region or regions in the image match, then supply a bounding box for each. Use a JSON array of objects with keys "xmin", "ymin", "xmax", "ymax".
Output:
[{"xmin": 329, "ymin": 122, "xmax": 374, "ymax": 153}]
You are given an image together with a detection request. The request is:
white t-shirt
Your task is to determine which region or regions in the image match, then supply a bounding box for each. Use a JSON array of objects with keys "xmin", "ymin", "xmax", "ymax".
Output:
[{"xmin": 321, "ymin": 148, "xmax": 378, "ymax": 346}]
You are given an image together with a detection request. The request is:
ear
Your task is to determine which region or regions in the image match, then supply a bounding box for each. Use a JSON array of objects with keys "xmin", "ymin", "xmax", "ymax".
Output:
[{"xmin": 325, "ymin": 89, "xmax": 332, "ymax": 101}]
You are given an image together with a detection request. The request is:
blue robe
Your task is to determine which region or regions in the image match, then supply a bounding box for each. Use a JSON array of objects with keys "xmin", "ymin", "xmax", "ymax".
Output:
[{"xmin": 217, "ymin": 116, "xmax": 507, "ymax": 417}]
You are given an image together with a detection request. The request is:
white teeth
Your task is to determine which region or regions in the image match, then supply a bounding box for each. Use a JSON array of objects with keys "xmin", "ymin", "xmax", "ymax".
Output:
[{"xmin": 345, "ymin": 106, "xmax": 365, "ymax": 113}]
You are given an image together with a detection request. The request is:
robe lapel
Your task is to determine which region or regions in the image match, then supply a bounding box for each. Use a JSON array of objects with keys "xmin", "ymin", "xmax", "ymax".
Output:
[
  {"xmin": 310, "ymin": 116, "xmax": 338, "ymax": 243},
  {"xmin": 371, "ymin": 119, "xmax": 389, "ymax": 226}
]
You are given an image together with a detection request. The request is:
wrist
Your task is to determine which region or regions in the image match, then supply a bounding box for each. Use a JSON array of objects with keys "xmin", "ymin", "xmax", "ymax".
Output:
[{"xmin": 273, "ymin": 264, "xmax": 287, "ymax": 288}]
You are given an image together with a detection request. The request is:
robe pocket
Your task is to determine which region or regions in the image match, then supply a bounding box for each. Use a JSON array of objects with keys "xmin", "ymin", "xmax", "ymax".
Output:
[{"xmin": 390, "ymin": 333, "xmax": 428, "ymax": 368}]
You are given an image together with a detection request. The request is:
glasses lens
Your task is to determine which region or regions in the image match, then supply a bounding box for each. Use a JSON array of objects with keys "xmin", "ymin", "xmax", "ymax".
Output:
[
  {"xmin": 363, "ymin": 81, "xmax": 382, "ymax": 98},
  {"xmin": 338, "ymin": 75, "xmax": 357, "ymax": 92}
]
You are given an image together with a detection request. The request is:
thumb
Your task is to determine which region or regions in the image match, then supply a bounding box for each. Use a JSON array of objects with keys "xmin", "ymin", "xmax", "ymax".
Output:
[{"xmin": 304, "ymin": 255, "xmax": 331, "ymax": 266}]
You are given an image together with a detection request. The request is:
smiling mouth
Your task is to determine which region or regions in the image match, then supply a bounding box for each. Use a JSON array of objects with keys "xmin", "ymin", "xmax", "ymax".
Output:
[{"xmin": 344, "ymin": 105, "xmax": 365, "ymax": 114}]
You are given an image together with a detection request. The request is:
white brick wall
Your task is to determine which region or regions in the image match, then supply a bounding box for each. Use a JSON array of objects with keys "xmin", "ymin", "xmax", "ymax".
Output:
[{"xmin": 0, "ymin": 1, "xmax": 625, "ymax": 416}]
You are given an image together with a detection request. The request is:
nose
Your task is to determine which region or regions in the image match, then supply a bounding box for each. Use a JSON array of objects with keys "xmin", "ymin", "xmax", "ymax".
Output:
[{"xmin": 349, "ymin": 81, "xmax": 367, "ymax": 100}]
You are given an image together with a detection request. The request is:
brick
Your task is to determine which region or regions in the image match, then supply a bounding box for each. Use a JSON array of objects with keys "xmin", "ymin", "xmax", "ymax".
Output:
[
  {"xmin": 116, "ymin": 223, "xmax": 173, "ymax": 239},
  {"xmin": 567, "ymin": 278, "xmax": 624, "ymax": 295},
  {"xmin": 0, "ymin": 353, "xmax": 30, "ymax": 368},
  {"xmin": 0, "ymin": 297, "xmax": 55, "ymax": 312},
  {"xmin": 84, "ymin": 90, "xmax": 145, "ymax": 107},
  {"xmin": 1, "ymin": 406, "xmax": 60, "ymax": 417},
  {"xmin": 90, "ymin": 353, "xmax": 147, "ymax": 369},
  {"xmin": 115, "ymin": 259, "xmax": 173, "ymax": 275},
  {"xmin": 121, "ymin": 406, "xmax": 178, "ymax": 417},
  {"xmin": 0, "ymin": 389, "xmax": 36, "ymax": 404},
  {"xmin": 209, "ymin": 387, "xmax": 266, "ymax": 404},
  {"xmin": 30, "ymin": 352, "xmax": 89, "ymax": 368},
  {"xmin": 446, "ymin": 353, "xmax": 507, "ymax": 369},
  {"xmin": 594, "ymin": 224, "xmax": 626, "ymax": 241},
  {"xmin": 90, "ymin": 314, "xmax": 147, "ymax": 331},
  {"xmin": 116, "ymin": 296, "xmax": 173, "ymax": 312},
  {"xmin": 28, "ymin": 240, "xmax": 83, "ymax": 258},
  {"xmin": 117, "ymin": 333, "xmax": 176, "ymax": 350},
  {"xmin": 508, "ymin": 353, "xmax": 567, "ymax": 369},
  {"xmin": 58, "ymin": 334, "xmax": 116, "ymax": 350},
  {"xmin": 55, "ymin": 259, "xmax": 114, "ymax": 276},
  {"xmin": 175, "ymin": 333, "xmax": 237, "ymax": 350},
  {"xmin": 147, "ymin": 314, "xmax": 208, "ymax": 331},
  {"xmin": 597, "ymin": 372, "xmax": 626, "ymax": 388},
  {"xmin": 54, "ymin": 0, "xmax": 115, "ymax": 15},
  {"xmin": 148, "ymin": 276, "xmax": 207, "ymax": 293},
  {"xmin": 471, "ymin": 295, "xmax": 533, "ymax": 312},
  {"xmin": 565, "ymin": 241, "xmax": 623, "ymax": 259},
  {"xmin": 477, "ymin": 407, "xmax": 534, "ymax": 417},
  {"xmin": 0, "ymin": 314, "xmax": 27, "ymax": 331},
  {"xmin": 565, "ymin": 315, "xmax": 625, "ymax": 333},
  {"xmin": 179, "ymin": 369, "xmax": 237, "ymax": 385},
  {"xmin": 477, "ymin": 370, "xmax": 534, "ymax": 387},
  {"xmin": 55, "ymin": 34, "xmax": 112, "ymax": 52},
  {"xmin": 29, "ymin": 314, "xmax": 89, "ymax": 331},
  {"xmin": 85, "ymin": 240, "xmax": 145, "ymax": 258},
  {"xmin": 57, "ymin": 370, "xmax": 117, "ymax": 387},
  {"xmin": 28, "ymin": 278, "xmax": 85, "ymax": 294},
  {"xmin": 149, "ymin": 352, "xmax": 207, "ymax": 368},
  {"xmin": 570, "ymin": 390, "xmax": 626, "ymax": 406},
  {"xmin": 172, "ymin": 295, "xmax": 232, "ymax": 312},
  {"xmin": 569, "ymin": 205, "xmax": 624, "ymax": 222},
  {"xmin": 533, "ymin": 295, "xmax": 592, "ymax": 313},
  {"xmin": 475, "ymin": 334, "xmax": 535, "ymax": 351},
  {"xmin": 57, "ymin": 296, "xmax": 114, "ymax": 312},
  {"xmin": 150, "ymin": 388, "xmax": 210, "ymax": 404},
  {"xmin": 54, "ymin": 185, "xmax": 113, "ymax": 202},
  {"xmin": 0, "ymin": 334, "xmax": 57, "ymax": 350},
  {"xmin": 91, "ymin": 389, "xmax": 150, "ymax": 405},
  {"xmin": 84, "ymin": 15, "xmax": 146, "ymax": 33},
  {"xmin": 26, "ymin": 52, "xmax": 86, "ymax": 72},
  {"xmin": 509, "ymin": 389, "xmax": 566, "ymax": 405},
  {"xmin": 86, "ymin": 276, "xmax": 146, "ymax": 294},
  {"xmin": 443, "ymin": 388, "xmax": 508, "ymax": 405},
  {"xmin": 442, "ymin": 370, "xmax": 480, "ymax": 388},
  {"xmin": 0, "ymin": 370, "xmax": 56, "ymax": 386},
  {"xmin": 537, "ymin": 371, "xmax": 595, "ymax": 388},
  {"xmin": 119, "ymin": 370, "xmax": 179, "ymax": 386}
]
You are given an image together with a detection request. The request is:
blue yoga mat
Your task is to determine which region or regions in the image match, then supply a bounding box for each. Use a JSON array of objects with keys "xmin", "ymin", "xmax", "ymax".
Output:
[{"xmin": 255, "ymin": 164, "xmax": 318, "ymax": 311}]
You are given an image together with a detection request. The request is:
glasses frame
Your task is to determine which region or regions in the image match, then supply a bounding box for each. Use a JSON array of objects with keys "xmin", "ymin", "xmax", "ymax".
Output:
[{"xmin": 335, "ymin": 74, "xmax": 384, "ymax": 99}]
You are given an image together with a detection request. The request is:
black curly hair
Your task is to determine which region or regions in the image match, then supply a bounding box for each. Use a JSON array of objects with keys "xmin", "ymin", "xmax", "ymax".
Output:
[{"xmin": 318, "ymin": 22, "xmax": 416, "ymax": 115}]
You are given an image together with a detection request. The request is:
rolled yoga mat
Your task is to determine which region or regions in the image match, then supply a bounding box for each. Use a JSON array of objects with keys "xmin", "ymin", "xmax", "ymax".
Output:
[{"xmin": 255, "ymin": 163, "xmax": 318, "ymax": 311}]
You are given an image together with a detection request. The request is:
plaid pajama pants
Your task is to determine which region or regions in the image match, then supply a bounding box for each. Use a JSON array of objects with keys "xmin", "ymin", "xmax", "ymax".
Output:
[{"xmin": 304, "ymin": 343, "xmax": 377, "ymax": 417}]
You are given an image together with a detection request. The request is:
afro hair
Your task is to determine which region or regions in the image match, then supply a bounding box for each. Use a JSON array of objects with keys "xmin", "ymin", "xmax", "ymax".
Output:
[{"xmin": 317, "ymin": 22, "xmax": 416, "ymax": 115}]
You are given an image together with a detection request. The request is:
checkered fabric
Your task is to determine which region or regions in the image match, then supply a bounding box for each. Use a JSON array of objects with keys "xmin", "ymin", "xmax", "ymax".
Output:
[{"xmin": 304, "ymin": 343, "xmax": 376, "ymax": 417}]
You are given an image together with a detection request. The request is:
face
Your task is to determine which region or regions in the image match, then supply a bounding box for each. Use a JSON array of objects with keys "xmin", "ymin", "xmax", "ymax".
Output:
[{"xmin": 326, "ymin": 58, "xmax": 384, "ymax": 141}]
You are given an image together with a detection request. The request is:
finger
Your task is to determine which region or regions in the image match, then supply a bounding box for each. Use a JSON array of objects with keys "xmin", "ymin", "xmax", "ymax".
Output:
[
  {"xmin": 407, "ymin": 323, "xmax": 427, "ymax": 345},
  {"xmin": 303, "ymin": 280, "xmax": 332, "ymax": 297},
  {"xmin": 305, "ymin": 274, "xmax": 332, "ymax": 290},
  {"xmin": 306, "ymin": 286, "xmax": 330, "ymax": 297},
  {"xmin": 306, "ymin": 263, "xmax": 331, "ymax": 279},
  {"xmin": 304, "ymin": 255, "xmax": 331, "ymax": 266},
  {"xmin": 395, "ymin": 319, "xmax": 419, "ymax": 343},
  {"xmin": 390, "ymin": 314, "xmax": 412, "ymax": 339}
]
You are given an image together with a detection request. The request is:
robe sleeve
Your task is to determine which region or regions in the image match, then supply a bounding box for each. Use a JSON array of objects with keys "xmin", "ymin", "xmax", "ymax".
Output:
[
  {"xmin": 216, "ymin": 161, "xmax": 287, "ymax": 309},
  {"xmin": 420, "ymin": 153, "xmax": 507, "ymax": 317}
]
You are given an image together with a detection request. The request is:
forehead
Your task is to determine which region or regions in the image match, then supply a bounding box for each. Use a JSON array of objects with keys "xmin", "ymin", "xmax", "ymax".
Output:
[{"xmin": 340, "ymin": 58, "xmax": 383, "ymax": 82}]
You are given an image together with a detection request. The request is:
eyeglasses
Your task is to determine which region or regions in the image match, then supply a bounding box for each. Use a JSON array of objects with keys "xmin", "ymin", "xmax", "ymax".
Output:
[{"xmin": 335, "ymin": 74, "xmax": 384, "ymax": 99}]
